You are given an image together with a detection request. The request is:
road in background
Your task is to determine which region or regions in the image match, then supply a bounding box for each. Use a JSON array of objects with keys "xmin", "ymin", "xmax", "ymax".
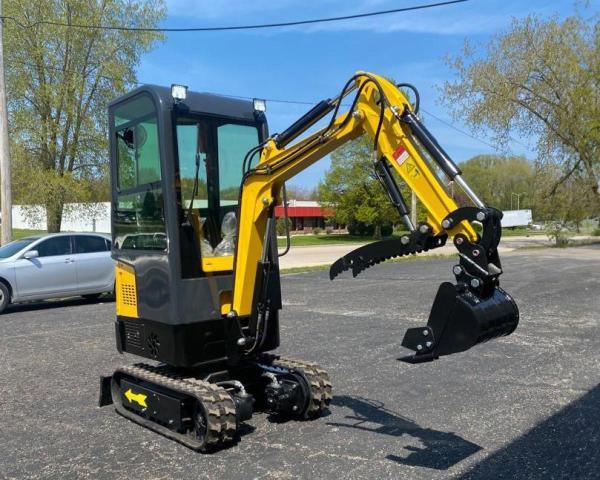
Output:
[
  {"xmin": 278, "ymin": 235, "xmax": 595, "ymax": 269},
  {"xmin": 1, "ymin": 246, "xmax": 599, "ymax": 479}
]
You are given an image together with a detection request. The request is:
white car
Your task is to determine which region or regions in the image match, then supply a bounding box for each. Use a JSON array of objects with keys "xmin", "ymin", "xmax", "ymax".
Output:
[{"xmin": 0, "ymin": 232, "xmax": 115, "ymax": 313}]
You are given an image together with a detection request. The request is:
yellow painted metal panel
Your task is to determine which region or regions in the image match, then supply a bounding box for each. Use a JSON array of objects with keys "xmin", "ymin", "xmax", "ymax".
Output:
[
  {"xmin": 202, "ymin": 256, "xmax": 234, "ymax": 272},
  {"xmin": 115, "ymin": 262, "xmax": 138, "ymax": 318},
  {"xmin": 220, "ymin": 290, "xmax": 233, "ymax": 315}
]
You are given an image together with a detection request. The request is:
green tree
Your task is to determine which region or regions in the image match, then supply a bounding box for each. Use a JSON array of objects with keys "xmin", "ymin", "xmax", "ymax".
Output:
[
  {"xmin": 459, "ymin": 155, "xmax": 535, "ymax": 211},
  {"xmin": 318, "ymin": 135, "xmax": 403, "ymax": 239},
  {"xmin": 5, "ymin": 0, "xmax": 166, "ymax": 231},
  {"xmin": 443, "ymin": 11, "xmax": 600, "ymax": 200},
  {"xmin": 533, "ymin": 163, "xmax": 598, "ymax": 230}
]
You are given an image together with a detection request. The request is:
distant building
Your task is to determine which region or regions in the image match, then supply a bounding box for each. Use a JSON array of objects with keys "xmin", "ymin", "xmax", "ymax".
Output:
[
  {"xmin": 13, "ymin": 202, "xmax": 111, "ymax": 233},
  {"xmin": 274, "ymin": 200, "xmax": 334, "ymax": 231}
]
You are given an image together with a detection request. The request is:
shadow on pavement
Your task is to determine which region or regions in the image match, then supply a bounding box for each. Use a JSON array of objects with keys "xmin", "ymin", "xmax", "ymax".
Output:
[
  {"xmin": 4, "ymin": 294, "xmax": 114, "ymax": 315},
  {"xmin": 328, "ymin": 395, "xmax": 481, "ymax": 470},
  {"xmin": 459, "ymin": 384, "xmax": 600, "ymax": 479}
]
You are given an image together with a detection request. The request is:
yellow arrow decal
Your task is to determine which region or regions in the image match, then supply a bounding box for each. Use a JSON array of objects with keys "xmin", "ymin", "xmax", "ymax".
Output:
[{"xmin": 124, "ymin": 388, "xmax": 148, "ymax": 408}]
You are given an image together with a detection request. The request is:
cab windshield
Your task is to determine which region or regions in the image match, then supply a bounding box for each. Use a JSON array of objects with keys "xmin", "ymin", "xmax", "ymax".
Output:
[
  {"xmin": 175, "ymin": 117, "xmax": 259, "ymax": 246},
  {"xmin": 175, "ymin": 115, "xmax": 260, "ymax": 278}
]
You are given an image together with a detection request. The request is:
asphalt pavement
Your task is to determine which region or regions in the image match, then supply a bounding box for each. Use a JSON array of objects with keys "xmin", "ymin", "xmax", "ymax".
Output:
[{"xmin": 1, "ymin": 246, "xmax": 599, "ymax": 479}]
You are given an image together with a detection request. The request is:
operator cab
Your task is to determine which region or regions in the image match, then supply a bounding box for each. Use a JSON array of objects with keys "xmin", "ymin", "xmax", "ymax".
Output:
[{"xmin": 108, "ymin": 84, "xmax": 268, "ymax": 367}]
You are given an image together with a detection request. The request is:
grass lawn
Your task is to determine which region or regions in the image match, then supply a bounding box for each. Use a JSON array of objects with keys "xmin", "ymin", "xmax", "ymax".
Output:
[
  {"xmin": 12, "ymin": 228, "xmax": 46, "ymax": 240},
  {"xmin": 276, "ymin": 233, "xmax": 402, "ymax": 248},
  {"xmin": 280, "ymin": 252, "xmax": 457, "ymax": 274},
  {"xmin": 6, "ymin": 227, "xmax": 568, "ymax": 247},
  {"xmin": 276, "ymin": 227, "xmax": 550, "ymax": 248},
  {"xmin": 501, "ymin": 227, "xmax": 546, "ymax": 237}
]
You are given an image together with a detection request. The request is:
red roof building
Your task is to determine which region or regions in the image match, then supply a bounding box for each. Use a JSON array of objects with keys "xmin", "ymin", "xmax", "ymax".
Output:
[{"xmin": 274, "ymin": 200, "xmax": 334, "ymax": 231}]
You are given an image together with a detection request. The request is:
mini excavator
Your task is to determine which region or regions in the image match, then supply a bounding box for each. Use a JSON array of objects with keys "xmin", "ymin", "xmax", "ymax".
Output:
[{"xmin": 99, "ymin": 72, "xmax": 519, "ymax": 451}]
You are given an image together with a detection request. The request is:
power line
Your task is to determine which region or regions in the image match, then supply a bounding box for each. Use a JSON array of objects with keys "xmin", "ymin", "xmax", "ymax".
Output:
[
  {"xmin": 0, "ymin": 0, "xmax": 468, "ymax": 32},
  {"xmin": 419, "ymin": 107, "xmax": 502, "ymax": 151},
  {"xmin": 419, "ymin": 107, "xmax": 530, "ymax": 150},
  {"xmin": 222, "ymin": 92, "xmax": 516, "ymax": 152},
  {"xmin": 7, "ymin": 58, "xmax": 521, "ymax": 152}
]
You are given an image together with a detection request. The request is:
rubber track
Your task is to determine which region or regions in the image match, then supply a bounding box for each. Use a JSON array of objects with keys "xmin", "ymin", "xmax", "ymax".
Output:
[
  {"xmin": 140, "ymin": 363, "xmax": 237, "ymax": 444},
  {"xmin": 114, "ymin": 363, "xmax": 236, "ymax": 451},
  {"xmin": 259, "ymin": 354, "xmax": 333, "ymax": 419},
  {"xmin": 182, "ymin": 376, "xmax": 237, "ymax": 442}
]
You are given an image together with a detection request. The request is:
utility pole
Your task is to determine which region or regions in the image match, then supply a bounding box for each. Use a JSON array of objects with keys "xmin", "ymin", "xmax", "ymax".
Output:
[
  {"xmin": 0, "ymin": 0, "xmax": 11, "ymax": 245},
  {"xmin": 511, "ymin": 192, "xmax": 521, "ymax": 211}
]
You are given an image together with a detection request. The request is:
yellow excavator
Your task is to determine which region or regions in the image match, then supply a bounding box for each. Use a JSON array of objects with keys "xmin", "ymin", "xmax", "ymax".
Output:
[{"xmin": 99, "ymin": 72, "xmax": 519, "ymax": 451}]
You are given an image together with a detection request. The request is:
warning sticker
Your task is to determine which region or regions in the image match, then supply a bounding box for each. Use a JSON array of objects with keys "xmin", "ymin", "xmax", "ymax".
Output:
[
  {"xmin": 392, "ymin": 145, "xmax": 410, "ymax": 166},
  {"xmin": 405, "ymin": 161, "xmax": 420, "ymax": 179}
]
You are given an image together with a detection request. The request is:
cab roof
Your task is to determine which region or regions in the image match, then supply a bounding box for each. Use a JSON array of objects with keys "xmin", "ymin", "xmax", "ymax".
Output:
[{"xmin": 109, "ymin": 85, "xmax": 258, "ymax": 123}]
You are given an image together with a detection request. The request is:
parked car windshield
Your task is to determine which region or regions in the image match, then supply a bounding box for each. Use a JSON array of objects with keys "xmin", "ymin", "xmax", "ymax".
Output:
[{"xmin": 0, "ymin": 238, "xmax": 36, "ymax": 258}]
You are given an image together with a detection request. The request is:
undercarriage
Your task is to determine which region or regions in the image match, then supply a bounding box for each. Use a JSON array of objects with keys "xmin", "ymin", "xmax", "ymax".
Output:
[{"xmin": 100, "ymin": 355, "xmax": 332, "ymax": 451}]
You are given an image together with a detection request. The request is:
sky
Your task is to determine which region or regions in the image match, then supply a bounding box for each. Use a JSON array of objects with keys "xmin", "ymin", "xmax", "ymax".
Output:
[{"xmin": 136, "ymin": 0, "xmax": 598, "ymax": 188}]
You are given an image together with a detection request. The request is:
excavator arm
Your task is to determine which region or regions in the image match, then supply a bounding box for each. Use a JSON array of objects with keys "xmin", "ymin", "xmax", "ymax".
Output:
[{"xmin": 230, "ymin": 72, "xmax": 519, "ymax": 362}]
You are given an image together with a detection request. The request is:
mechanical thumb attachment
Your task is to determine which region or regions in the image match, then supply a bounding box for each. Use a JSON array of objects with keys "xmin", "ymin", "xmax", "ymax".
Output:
[{"xmin": 400, "ymin": 207, "xmax": 519, "ymax": 363}]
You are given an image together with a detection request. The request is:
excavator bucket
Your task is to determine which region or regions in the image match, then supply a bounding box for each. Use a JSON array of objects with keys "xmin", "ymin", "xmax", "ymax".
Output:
[{"xmin": 400, "ymin": 282, "xmax": 519, "ymax": 363}]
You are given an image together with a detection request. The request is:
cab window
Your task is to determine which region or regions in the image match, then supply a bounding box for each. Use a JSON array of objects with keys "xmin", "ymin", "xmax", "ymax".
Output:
[
  {"xmin": 113, "ymin": 94, "xmax": 166, "ymax": 251},
  {"xmin": 217, "ymin": 123, "xmax": 259, "ymax": 207},
  {"xmin": 174, "ymin": 116, "xmax": 261, "ymax": 278},
  {"xmin": 176, "ymin": 120, "xmax": 208, "ymax": 211}
]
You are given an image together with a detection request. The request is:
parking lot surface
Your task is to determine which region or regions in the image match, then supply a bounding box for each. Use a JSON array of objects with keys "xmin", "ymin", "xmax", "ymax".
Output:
[{"xmin": 1, "ymin": 246, "xmax": 599, "ymax": 479}]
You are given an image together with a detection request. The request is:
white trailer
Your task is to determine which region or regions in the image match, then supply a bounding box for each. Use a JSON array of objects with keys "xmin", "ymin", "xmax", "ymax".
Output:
[{"xmin": 501, "ymin": 209, "xmax": 533, "ymax": 228}]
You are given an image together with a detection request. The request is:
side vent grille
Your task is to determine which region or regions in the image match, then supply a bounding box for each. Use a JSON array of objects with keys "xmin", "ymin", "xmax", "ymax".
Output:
[
  {"xmin": 123, "ymin": 321, "xmax": 143, "ymax": 349},
  {"xmin": 121, "ymin": 283, "xmax": 137, "ymax": 307},
  {"xmin": 147, "ymin": 332, "xmax": 160, "ymax": 358}
]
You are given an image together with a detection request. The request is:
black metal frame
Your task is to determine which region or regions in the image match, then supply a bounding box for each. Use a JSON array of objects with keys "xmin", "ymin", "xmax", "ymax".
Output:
[{"xmin": 400, "ymin": 207, "xmax": 519, "ymax": 362}]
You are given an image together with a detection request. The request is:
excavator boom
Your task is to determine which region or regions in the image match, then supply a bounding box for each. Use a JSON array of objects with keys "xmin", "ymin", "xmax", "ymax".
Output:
[{"xmin": 230, "ymin": 72, "xmax": 519, "ymax": 362}]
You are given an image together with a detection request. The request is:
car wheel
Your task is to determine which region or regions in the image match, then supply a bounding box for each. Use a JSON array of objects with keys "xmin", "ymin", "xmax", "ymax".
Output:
[
  {"xmin": 82, "ymin": 293, "xmax": 102, "ymax": 300},
  {"xmin": 0, "ymin": 282, "xmax": 10, "ymax": 313}
]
